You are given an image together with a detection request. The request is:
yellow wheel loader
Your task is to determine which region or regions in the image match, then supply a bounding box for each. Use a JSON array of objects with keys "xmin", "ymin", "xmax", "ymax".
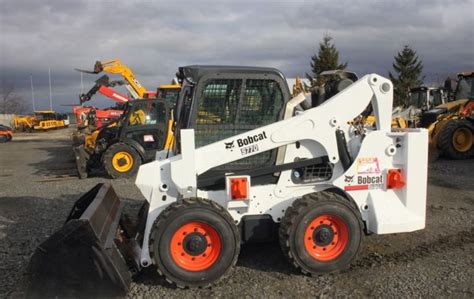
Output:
[
  {"xmin": 420, "ymin": 71, "xmax": 474, "ymax": 159},
  {"xmin": 27, "ymin": 66, "xmax": 428, "ymax": 297}
]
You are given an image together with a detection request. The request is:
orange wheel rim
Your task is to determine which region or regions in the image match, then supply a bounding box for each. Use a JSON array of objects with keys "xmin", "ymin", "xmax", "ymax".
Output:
[
  {"xmin": 170, "ymin": 221, "xmax": 221, "ymax": 271},
  {"xmin": 304, "ymin": 214, "xmax": 348, "ymax": 261}
]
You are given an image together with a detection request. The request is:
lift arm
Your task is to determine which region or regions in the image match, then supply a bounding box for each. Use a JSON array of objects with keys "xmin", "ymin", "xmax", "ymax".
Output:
[
  {"xmin": 76, "ymin": 59, "xmax": 150, "ymax": 99},
  {"xmin": 80, "ymin": 75, "xmax": 130, "ymax": 104}
]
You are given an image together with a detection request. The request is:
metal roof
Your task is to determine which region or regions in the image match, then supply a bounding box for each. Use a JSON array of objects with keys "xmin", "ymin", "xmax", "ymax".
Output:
[{"xmin": 178, "ymin": 65, "xmax": 286, "ymax": 83}]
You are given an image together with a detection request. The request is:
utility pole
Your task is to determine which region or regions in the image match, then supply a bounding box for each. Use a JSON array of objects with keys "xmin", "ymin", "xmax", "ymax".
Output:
[
  {"xmin": 30, "ymin": 74, "xmax": 36, "ymax": 112},
  {"xmin": 49, "ymin": 68, "xmax": 53, "ymax": 111},
  {"xmin": 80, "ymin": 72, "xmax": 84, "ymax": 94}
]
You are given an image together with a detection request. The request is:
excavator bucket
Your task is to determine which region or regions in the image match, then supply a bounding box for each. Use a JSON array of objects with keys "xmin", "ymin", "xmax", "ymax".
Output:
[{"xmin": 26, "ymin": 184, "xmax": 136, "ymax": 298}]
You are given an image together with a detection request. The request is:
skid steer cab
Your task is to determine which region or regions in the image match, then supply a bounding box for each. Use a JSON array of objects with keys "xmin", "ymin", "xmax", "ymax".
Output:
[
  {"xmin": 27, "ymin": 66, "xmax": 429, "ymax": 297},
  {"xmin": 74, "ymin": 98, "xmax": 172, "ymax": 179}
]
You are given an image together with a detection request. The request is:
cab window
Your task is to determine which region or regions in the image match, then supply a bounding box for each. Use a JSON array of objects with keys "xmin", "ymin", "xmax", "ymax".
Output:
[
  {"xmin": 240, "ymin": 79, "xmax": 284, "ymax": 125},
  {"xmin": 127, "ymin": 102, "xmax": 165, "ymax": 126},
  {"xmin": 195, "ymin": 79, "xmax": 242, "ymax": 147},
  {"xmin": 194, "ymin": 77, "xmax": 285, "ymax": 171}
]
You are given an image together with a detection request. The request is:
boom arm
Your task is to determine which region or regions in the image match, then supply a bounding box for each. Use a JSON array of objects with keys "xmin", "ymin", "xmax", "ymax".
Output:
[
  {"xmin": 93, "ymin": 59, "xmax": 148, "ymax": 99},
  {"xmin": 80, "ymin": 75, "xmax": 130, "ymax": 104}
]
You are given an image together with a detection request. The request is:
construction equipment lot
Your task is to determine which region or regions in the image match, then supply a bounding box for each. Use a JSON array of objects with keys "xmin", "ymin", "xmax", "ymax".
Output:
[{"xmin": 0, "ymin": 127, "xmax": 473, "ymax": 298}]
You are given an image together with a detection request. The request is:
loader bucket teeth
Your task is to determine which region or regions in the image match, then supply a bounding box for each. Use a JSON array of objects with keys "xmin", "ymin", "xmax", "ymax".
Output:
[{"xmin": 26, "ymin": 183, "xmax": 133, "ymax": 297}]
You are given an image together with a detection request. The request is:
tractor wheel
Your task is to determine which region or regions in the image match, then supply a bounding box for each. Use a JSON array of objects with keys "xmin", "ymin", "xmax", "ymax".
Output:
[
  {"xmin": 150, "ymin": 198, "xmax": 240, "ymax": 288},
  {"xmin": 438, "ymin": 119, "xmax": 474, "ymax": 160},
  {"xmin": 102, "ymin": 143, "xmax": 141, "ymax": 179},
  {"xmin": 279, "ymin": 191, "xmax": 363, "ymax": 274}
]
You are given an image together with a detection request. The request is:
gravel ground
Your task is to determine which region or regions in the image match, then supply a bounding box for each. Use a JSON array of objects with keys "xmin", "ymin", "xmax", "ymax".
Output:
[{"xmin": 0, "ymin": 127, "xmax": 473, "ymax": 298}]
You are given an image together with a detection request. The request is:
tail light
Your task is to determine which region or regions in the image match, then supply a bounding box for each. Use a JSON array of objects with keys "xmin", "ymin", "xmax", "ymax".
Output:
[
  {"xmin": 387, "ymin": 169, "xmax": 405, "ymax": 189},
  {"xmin": 226, "ymin": 176, "xmax": 250, "ymax": 200}
]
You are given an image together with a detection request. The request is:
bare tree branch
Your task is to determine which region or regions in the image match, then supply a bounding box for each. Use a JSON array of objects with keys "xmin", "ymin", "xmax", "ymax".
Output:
[{"xmin": 0, "ymin": 80, "xmax": 27, "ymax": 114}]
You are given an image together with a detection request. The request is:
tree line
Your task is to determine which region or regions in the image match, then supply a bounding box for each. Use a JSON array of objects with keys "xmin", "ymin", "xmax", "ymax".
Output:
[{"xmin": 307, "ymin": 34, "xmax": 425, "ymax": 107}]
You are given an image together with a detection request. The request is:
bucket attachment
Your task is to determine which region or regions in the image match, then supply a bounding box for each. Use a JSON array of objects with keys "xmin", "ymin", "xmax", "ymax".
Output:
[
  {"xmin": 73, "ymin": 145, "xmax": 89, "ymax": 179},
  {"xmin": 26, "ymin": 183, "xmax": 139, "ymax": 298}
]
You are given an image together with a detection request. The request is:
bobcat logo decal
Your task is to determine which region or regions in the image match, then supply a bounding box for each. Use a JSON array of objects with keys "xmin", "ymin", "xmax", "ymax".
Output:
[
  {"xmin": 225, "ymin": 141, "xmax": 235, "ymax": 150},
  {"xmin": 344, "ymin": 175, "xmax": 354, "ymax": 183}
]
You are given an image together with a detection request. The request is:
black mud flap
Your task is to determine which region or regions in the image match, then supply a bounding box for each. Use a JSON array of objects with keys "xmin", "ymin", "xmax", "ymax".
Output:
[
  {"xmin": 73, "ymin": 145, "xmax": 89, "ymax": 179},
  {"xmin": 26, "ymin": 184, "xmax": 137, "ymax": 298}
]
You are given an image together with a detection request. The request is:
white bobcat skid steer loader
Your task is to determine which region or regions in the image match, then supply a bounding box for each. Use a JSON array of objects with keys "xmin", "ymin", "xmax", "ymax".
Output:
[{"xmin": 27, "ymin": 69, "xmax": 428, "ymax": 296}]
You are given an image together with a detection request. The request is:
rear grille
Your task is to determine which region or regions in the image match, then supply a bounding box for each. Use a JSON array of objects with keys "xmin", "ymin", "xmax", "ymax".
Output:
[{"xmin": 293, "ymin": 162, "xmax": 333, "ymax": 183}]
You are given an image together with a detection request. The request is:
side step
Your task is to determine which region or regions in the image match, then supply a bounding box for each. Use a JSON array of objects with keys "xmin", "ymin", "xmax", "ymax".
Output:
[{"xmin": 26, "ymin": 184, "xmax": 135, "ymax": 298}]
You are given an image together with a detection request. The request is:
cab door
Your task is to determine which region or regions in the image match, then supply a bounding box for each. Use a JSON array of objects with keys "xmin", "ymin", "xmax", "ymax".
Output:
[
  {"xmin": 121, "ymin": 100, "xmax": 169, "ymax": 161},
  {"xmin": 191, "ymin": 73, "xmax": 288, "ymax": 172}
]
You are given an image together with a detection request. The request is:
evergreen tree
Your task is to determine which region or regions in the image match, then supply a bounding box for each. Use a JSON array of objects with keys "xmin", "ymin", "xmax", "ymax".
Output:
[
  {"xmin": 389, "ymin": 45, "xmax": 424, "ymax": 107},
  {"xmin": 307, "ymin": 35, "xmax": 347, "ymax": 86}
]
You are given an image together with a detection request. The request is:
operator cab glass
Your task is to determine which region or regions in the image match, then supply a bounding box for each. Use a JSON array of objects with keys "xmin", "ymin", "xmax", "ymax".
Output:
[
  {"xmin": 455, "ymin": 76, "xmax": 474, "ymax": 100},
  {"xmin": 123, "ymin": 100, "xmax": 168, "ymax": 157},
  {"xmin": 431, "ymin": 90, "xmax": 443, "ymax": 106},
  {"xmin": 409, "ymin": 90, "xmax": 427, "ymax": 108},
  {"xmin": 158, "ymin": 87, "xmax": 180, "ymax": 107},
  {"xmin": 127, "ymin": 101, "xmax": 165, "ymax": 126}
]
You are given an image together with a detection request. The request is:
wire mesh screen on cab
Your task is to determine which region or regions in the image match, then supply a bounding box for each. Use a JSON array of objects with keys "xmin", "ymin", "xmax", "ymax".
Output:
[{"xmin": 195, "ymin": 78, "xmax": 284, "ymax": 171}]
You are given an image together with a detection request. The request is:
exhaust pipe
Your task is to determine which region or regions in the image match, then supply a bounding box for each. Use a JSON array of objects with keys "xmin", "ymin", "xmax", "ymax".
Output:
[{"xmin": 26, "ymin": 184, "xmax": 140, "ymax": 298}]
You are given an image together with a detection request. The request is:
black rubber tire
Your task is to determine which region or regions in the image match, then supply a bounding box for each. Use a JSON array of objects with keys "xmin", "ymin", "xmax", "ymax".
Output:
[
  {"xmin": 150, "ymin": 198, "xmax": 240, "ymax": 288},
  {"xmin": 437, "ymin": 119, "xmax": 474, "ymax": 160},
  {"xmin": 6, "ymin": 134, "xmax": 12, "ymax": 141},
  {"xmin": 279, "ymin": 191, "xmax": 363, "ymax": 274},
  {"xmin": 102, "ymin": 142, "xmax": 141, "ymax": 179},
  {"xmin": 0, "ymin": 135, "xmax": 7, "ymax": 143}
]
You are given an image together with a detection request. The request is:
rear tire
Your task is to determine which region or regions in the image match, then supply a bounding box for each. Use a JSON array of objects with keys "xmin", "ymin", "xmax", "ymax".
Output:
[
  {"xmin": 279, "ymin": 191, "xmax": 363, "ymax": 274},
  {"xmin": 0, "ymin": 135, "xmax": 7, "ymax": 143},
  {"xmin": 438, "ymin": 119, "xmax": 474, "ymax": 159},
  {"xmin": 102, "ymin": 143, "xmax": 141, "ymax": 179},
  {"xmin": 150, "ymin": 198, "xmax": 240, "ymax": 288}
]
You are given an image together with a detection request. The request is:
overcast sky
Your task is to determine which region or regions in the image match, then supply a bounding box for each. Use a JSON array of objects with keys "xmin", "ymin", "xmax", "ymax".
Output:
[{"xmin": 1, "ymin": 0, "xmax": 473, "ymax": 112}]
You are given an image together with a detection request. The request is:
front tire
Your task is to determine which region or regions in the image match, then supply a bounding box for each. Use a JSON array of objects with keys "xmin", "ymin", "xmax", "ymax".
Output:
[
  {"xmin": 102, "ymin": 142, "xmax": 141, "ymax": 179},
  {"xmin": 438, "ymin": 119, "xmax": 474, "ymax": 159},
  {"xmin": 279, "ymin": 192, "xmax": 363, "ymax": 274},
  {"xmin": 150, "ymin": 198, "xmax": 240, "ymax": 288}
]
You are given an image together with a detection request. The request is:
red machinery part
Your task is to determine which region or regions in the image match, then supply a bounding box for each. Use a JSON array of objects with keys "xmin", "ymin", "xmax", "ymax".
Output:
[
  {"xmin": 230, "ymin": 177, "xmax": 249, "ymax": 200},
  {"xmin": 98, "ymin": 86, "xmax": 130, "ymax": 103},
  {"xmin": 386, "ymin": 169, "xmax": 406, "ymax": 189}
]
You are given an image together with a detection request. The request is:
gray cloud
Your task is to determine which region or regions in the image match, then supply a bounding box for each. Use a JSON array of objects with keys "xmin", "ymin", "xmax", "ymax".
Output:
[{"xmin": 1, "ymin": 0, "xmax": 473, "ymax": 111}]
